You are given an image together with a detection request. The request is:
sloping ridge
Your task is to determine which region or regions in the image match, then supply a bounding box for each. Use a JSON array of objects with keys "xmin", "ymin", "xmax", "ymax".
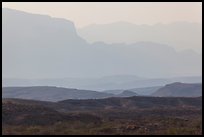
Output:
[{"xmin": 151, "ymin": 82, "xmax": 202, "ymax": 97}]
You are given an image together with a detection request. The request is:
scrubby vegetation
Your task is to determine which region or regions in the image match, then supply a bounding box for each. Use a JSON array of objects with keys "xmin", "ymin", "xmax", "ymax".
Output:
[
  {"xmin": 2, "ymin": 113, "xmax": 202, "ymax": 135},
  {"xmin": 2, "ymin": 97, "xmax": 202, "ymax": 135}
]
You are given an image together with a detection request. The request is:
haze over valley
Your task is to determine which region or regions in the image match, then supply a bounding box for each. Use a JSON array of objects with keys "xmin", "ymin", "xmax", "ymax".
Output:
[{"xmin": 2, "ymin": 2, "xmax": 202, "ymax": 135}]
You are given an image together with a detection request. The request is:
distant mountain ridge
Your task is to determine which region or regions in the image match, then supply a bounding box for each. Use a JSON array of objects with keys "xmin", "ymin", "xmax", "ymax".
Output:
[
  {"xmin": 78, "ymin": 21, "xmax": 202, "ymax": 53},
  {"xmin": 2, "ymin": 8, "xmax": 202, "ymax": 79}
]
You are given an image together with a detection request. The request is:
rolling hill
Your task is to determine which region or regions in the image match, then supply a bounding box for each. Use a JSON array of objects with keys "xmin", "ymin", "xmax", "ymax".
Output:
[
  {"xmin": 151, "ymin": 82, "xmax": 202, "ymax": 97},
  {"xmin": 115, "ymin": 90, "xmax": 139, "ymax": 97},
  {"xmin": 2, "ymin": 86, "xmax": 114, "ymax": 102}
]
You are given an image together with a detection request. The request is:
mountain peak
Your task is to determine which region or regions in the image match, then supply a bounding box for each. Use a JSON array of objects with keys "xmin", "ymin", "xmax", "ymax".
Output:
[{"xmin": 3, "ymin": 8, "xmax": 77, "ymax": 33}]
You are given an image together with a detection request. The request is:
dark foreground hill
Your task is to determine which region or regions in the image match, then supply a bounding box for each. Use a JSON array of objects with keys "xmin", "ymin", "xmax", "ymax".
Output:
[
  {"xmin": 2, "ymin": 99, "xmax": 101, "ymax": 126},
  {"xmin": 57, "ymin": 96, "xmax": 202, "ymax": 111},
  {"xmin": 2, "ymin": 96, "xmax": 202, "ymax": 135},
  {"xmin": 2, "ymin": 94, "xmax": 202, "ymax": 112}
]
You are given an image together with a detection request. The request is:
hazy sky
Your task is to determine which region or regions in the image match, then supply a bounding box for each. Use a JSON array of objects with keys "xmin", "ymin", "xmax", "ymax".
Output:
[{"xmin": 2, "ymin": 2, "xmax": 202, "ymax": 28}]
